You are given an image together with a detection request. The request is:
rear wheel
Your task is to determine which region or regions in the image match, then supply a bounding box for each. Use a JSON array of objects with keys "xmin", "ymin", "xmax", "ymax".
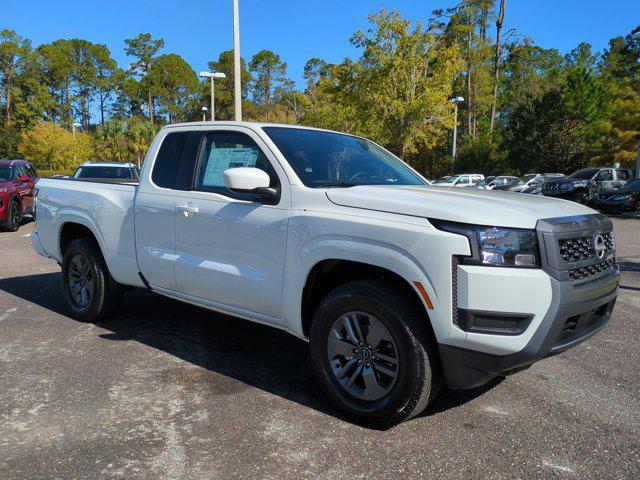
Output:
[
  {"xmin": 61, "ymin": 237, "xmax": 123, "ymax": 322},
  {"xmin": 5, "ymin": 200, "xmax": 22, "ymax": 232},
  {"xmin": 310, "ymin": 279, "xmax": 441, "ymax": 427}
]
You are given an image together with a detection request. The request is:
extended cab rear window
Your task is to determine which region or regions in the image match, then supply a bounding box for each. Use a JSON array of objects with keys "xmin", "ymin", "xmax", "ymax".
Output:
[{"xmin": 152, "ymin": 131, "xmax": 202, "ymax": 189}]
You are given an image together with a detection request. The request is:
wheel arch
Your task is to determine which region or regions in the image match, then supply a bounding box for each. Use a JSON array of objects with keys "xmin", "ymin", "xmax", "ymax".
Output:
[{"xmin": 298, "ymin": 258, "xmax": 436, "ymax": 341}]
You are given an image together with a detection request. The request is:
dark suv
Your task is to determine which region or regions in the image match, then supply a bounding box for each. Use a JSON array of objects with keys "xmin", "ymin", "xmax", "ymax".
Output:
[
  {"xmin": 541, "ymin": 167, "xmax": 633, "ymax": 204},
  {"xmin": 0, "ymin": 159, "xmax": 39, "ymax": 232}
]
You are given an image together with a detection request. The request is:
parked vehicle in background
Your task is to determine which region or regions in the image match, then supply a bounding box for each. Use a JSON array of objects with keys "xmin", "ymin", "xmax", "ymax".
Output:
[
  {"xmin": 0, "ymin": 159, "xmax": 38, "ymax": 232},
  {"xmin": 496, "ymin": 173, "xmax": 563, "ymax": 193},
  {"xmin": 431, "ymin": 173, "xmax": 484, "ymax": 188},
  {"xmin": 431, "ymin": 175, "xmax": 452, "ymax": 184},
  {"xmin": 465, "ymin": 176, "xmax": 495, "ymax": 189},
  {"xmin": 592, "ymin": 178, "xmax": 640, "ymax": 212},
  {"xmin": 470, "ymin": 175, "xmax": 517, "ymax": 190},
  {"xmin": 31, "ymin": 122, "xmax": 619, "ymax": 426},
  {"xmin": 542, "ymin": 168, "xmax": 633, "ymax": 204},
  {"xmin": 72, "ymin": 162, "xmax": 140, "ymax": 182}
]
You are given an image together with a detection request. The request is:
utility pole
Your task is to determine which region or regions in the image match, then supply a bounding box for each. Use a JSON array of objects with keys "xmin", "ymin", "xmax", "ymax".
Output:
[
  {"xmin": 636, "ymin": 133, "xmax": 640, "ymax": 178},
  {"xmin": 233, "ymin": 0, "xmax": 243, "ymax": 121}
]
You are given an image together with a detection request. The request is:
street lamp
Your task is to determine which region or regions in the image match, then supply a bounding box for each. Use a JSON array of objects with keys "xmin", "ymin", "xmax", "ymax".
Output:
[
  {"xmin": 199, "ymin": 71, "xmax": 227, "ymax": 121},
  {"xmin": 450, "ymin": 96, "xmax": 464, "ymax": 172},
  {"xmin": 201, "ymin": 106, "xmax": 208, "ymax": 122}
]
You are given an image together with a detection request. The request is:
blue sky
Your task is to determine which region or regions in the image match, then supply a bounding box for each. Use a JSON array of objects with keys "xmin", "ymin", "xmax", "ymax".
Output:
[{"xmin": 4, "ymin": 0, "xmax": 639, "ymax": 89}]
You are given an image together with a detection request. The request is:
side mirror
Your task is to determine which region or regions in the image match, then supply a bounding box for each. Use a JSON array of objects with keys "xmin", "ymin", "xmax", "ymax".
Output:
[{"xmin": 223, "ymin": 167, "xmax": 277, "ymax": 199}]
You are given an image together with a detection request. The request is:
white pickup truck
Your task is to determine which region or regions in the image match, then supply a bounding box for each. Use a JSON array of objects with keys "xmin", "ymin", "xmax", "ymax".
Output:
[{"xmin": 31, "ymin": 122, "xmax": 619, "ymax": 426}]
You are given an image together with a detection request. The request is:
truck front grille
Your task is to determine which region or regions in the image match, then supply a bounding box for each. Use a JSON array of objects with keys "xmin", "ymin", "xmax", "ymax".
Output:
[
  {"xmin": 569, "ymin": 258, "xmax": 616, "ymax": 281},
  {"xmin": 559, "ymin": 232, "xmax": 615, "ymax": 262}
]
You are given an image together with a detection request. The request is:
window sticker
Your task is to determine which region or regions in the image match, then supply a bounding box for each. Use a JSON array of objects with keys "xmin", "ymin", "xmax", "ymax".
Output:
[{"xmin": 202, "ymin": 147, "xmax": 259, "ymax": 187}]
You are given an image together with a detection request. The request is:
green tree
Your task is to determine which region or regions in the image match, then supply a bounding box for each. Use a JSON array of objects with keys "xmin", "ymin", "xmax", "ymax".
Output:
[
  {"xmin": 148, "ymin": 54, "xmax": 198, "ymax": 123},
  {"xmin": 0, "ymin": 29, "xmax": 32, "ymax": 126},
  {"xmin": 205, "ymin": 50, "xmax": 252, "ymax": 120},
  {"xmin": 19, "ymin": 121, "xmax": 93, "ymax": 170},
  {"xmin": 348, "ymin": 9, "xmax": 463, "ymax": 157},
  {"xmin": 249, "ymin": 50, "xmax": 290, "ymax": 120},
  {"xmin": 124, "ymin": 33, "xmax": 164, "ymax": 123}
]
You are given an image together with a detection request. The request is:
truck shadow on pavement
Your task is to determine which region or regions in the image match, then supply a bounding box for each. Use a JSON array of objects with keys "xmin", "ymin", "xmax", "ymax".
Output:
[{"xmin": 0, "ymin": 272, "xmax": 501, "ymax": 427}]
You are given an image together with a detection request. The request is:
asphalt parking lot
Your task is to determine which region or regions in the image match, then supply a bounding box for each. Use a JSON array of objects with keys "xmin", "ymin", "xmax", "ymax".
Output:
[{"xmin": 0, "ymin": 216, "xmax": 639, "ymax": 480}]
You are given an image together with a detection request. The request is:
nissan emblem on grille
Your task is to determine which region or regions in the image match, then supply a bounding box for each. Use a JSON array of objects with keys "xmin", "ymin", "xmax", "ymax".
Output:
[{"xmin": 593, "ymin": 233, "xmax": 606, "ymax": 259}]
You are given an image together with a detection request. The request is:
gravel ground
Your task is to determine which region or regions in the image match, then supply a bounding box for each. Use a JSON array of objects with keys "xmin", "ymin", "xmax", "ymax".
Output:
[{"xmin": 0, "ymin": 216, "xmax": 639, "ymax": 480}]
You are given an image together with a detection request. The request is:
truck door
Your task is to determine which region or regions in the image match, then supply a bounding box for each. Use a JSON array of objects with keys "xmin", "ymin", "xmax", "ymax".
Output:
[
  {"xmin": 135, "ymin": 131, "xmax": 201, "ymax": 290},
  {"xmin": 614, "ymin": 169, "xmax": 631, "ymax": 189},
  {"xmin": 595, "ymin": 169, "xmax": 614, "ymax": 190},
  {"xmin": 174, "ymin": 128, "xmax": 290, "ymax": 321}
]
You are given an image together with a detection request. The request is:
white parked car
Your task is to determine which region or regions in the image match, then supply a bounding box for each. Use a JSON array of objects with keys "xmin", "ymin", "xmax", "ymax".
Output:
[
  {"xmin": 31, "ymin": 123, "xmax": 619, "ymax": 426},
  {"xmin": 431, "ymin": 173, "xmax": 484, "ymax": 188}
]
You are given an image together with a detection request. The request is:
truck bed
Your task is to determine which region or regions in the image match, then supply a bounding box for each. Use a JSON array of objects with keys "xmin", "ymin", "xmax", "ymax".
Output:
[{"xmin": 34, "ymin": 178, "xmax": 143, "ymax": 287}]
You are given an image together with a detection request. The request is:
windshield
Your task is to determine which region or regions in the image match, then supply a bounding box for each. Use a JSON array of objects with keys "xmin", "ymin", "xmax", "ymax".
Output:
[
  {"xmin": 432, "ymin": 176, "xmax": 451, "ymax": 184},
  {"xmin": 620, "ymin": 179, "xmax": 640, "ymax": 190},
  {"xmin": 477, "ymin": 177, "xmax": 495, "ymax": 187},
  {"xmin": 570, "ymin": 168, "xmax": 599, "ymax": 179},
  {"xmin": 74, "ymin": 166, "xmax": 136, "ymax": 180},
  {"xmin": 513, "ymin": 174, "xmax": 536, "ymax": 186},
  {"xmin": 0, "ymin": 165, "xmax": 12, "ymax": 182},
  {"xmin": 263, "ymin": 127, "xmax": 426, "ymax": 188}
]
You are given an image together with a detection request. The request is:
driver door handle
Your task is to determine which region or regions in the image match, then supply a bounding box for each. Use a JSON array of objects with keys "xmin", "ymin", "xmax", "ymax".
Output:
[{"xmin": 177, "ymin": 204, "xmax": 199, "ymax": 218}]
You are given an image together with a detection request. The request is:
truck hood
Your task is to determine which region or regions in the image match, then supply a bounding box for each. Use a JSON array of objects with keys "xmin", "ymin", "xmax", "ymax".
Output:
[{"xmin": 325, "ymin": 185, "xmax": 595, "ymax": 229}]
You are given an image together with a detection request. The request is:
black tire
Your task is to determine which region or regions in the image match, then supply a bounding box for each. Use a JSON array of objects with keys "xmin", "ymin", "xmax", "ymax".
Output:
[
  {"xmin": 574, "ymin": 191, "xmax": 588, "ymax": 204},
  {"xmin": 61, "ymin": 237, "xmax": 123, "ymax": 322},
  {"xmin": 309, "ymin": 279, "xmax": 441, "ymax": 427},
  {"xmin": 5, "ymin": 200, "xmax": 22, "ymax": 232}
]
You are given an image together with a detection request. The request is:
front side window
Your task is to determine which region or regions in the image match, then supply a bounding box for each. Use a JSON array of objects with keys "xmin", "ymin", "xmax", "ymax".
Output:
[
  {"xmin": 596, "ymin": 170, "xmax": 613, "ymax": 181},
  {"xmin": 616, "ymin": 169, "xmax": 630, "ymax": 181},
  {"xmin": 0, "ymin": 165, "xmax": 12, "ymax": 182},
  {"xmin": 195, "ymin": 131, "xmax": 278, "ymax": 195},
  {"xmin": 263, "ymin": 127, "xmax": 425, "ymax": 188},
  {"xmin": 458, "ymin": 176, "xmax": 469, "ymax": 184}
]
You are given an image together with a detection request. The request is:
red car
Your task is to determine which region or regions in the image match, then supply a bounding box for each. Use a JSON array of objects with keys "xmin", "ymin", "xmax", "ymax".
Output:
[{"xmin": 0, "ymin": 160, "xmax": 39, "ymax": 232}]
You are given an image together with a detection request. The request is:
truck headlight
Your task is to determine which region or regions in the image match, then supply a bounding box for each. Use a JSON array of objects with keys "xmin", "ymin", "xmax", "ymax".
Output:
[{"xmin": 431, "ymin": 220, "xmax": 540, "ymax": 268}]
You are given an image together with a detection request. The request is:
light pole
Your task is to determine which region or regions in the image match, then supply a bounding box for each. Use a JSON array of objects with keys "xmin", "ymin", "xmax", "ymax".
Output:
[
  {"xmin": 450, "ymin": 97, "xmax": 464, "ymax": 172},
  {"xmin": 233, "ymin": 0, "xmax": 242, "ymax": 121},
  {"xmin": 72, "ymin": 122, "xmax": 81, "ymax": 139},
  {"xmin": 199, "ymin": 71, "xmax": 226, "ymax": 120},
  {"xmin": 201, "ymin": 106, "xmax": 208, "ymax": 122}
]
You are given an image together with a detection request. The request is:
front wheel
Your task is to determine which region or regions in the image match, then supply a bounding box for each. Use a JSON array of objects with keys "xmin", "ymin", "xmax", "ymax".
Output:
[
  {"xmin": 61, "ymin": 238, "xmax": 123, "ymax": 322},
  {"xmin": 574, "ymin": 191, "xmax": 588, "ymax": 204},
  {"xmin": 309, "ymin": 279, "xmax": 441, "ymax": 427},
  {"xmin": 5, "ymin": 200, "xmax": 22, "ymax": 232}
]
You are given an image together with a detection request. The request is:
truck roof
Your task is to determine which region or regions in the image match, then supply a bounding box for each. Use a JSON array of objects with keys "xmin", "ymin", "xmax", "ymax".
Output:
[
  {"xmin": 0, "ymin": 159, "xmax": 27, "ymax": 166},
  {"xmin": 162, "ymin": 121, "xmax": 347, "ymax": 136}
]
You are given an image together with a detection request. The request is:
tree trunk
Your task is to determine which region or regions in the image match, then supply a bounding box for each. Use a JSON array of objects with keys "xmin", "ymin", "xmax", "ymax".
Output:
[
  {"xmin": 490, "ymin": 0, "xmax": 506, "ymax": 132},
  {"xmin": 466, "ymin": 29, "xmax": 473, "ymax": 137},
  {"xmin": 100, "ymin": 95, "xmax": 105, "ymax": 126},
  {"xmin": 148, "ymin": 90, "xmax": 154, "ymax": 123}
]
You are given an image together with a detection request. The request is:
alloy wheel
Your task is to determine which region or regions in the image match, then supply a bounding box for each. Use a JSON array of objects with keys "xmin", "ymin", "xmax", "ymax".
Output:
[
  {"xmin": 327, "ymin": 311, "xmax": 399, "ymax": 401},
  {"xmin": 67, "ymin": 254, "xmax": 95, "ymax": 308}
]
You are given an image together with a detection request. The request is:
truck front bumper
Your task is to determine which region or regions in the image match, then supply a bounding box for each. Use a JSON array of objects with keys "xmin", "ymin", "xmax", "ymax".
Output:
[{"xmin": 439, "ymin": 268, "xmax": 619, "ymax": 389}]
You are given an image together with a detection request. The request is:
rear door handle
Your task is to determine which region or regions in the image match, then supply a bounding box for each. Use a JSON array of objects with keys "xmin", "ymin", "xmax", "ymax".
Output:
[{"xmin": 177, "ymin": 204, "xmax": 199, "ymax": 217}]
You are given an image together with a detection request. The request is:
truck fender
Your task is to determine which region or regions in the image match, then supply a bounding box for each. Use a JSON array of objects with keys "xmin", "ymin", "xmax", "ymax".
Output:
[{"xmin": 281, "ymin": 235, "xmax": 440, "ymax": 339}]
